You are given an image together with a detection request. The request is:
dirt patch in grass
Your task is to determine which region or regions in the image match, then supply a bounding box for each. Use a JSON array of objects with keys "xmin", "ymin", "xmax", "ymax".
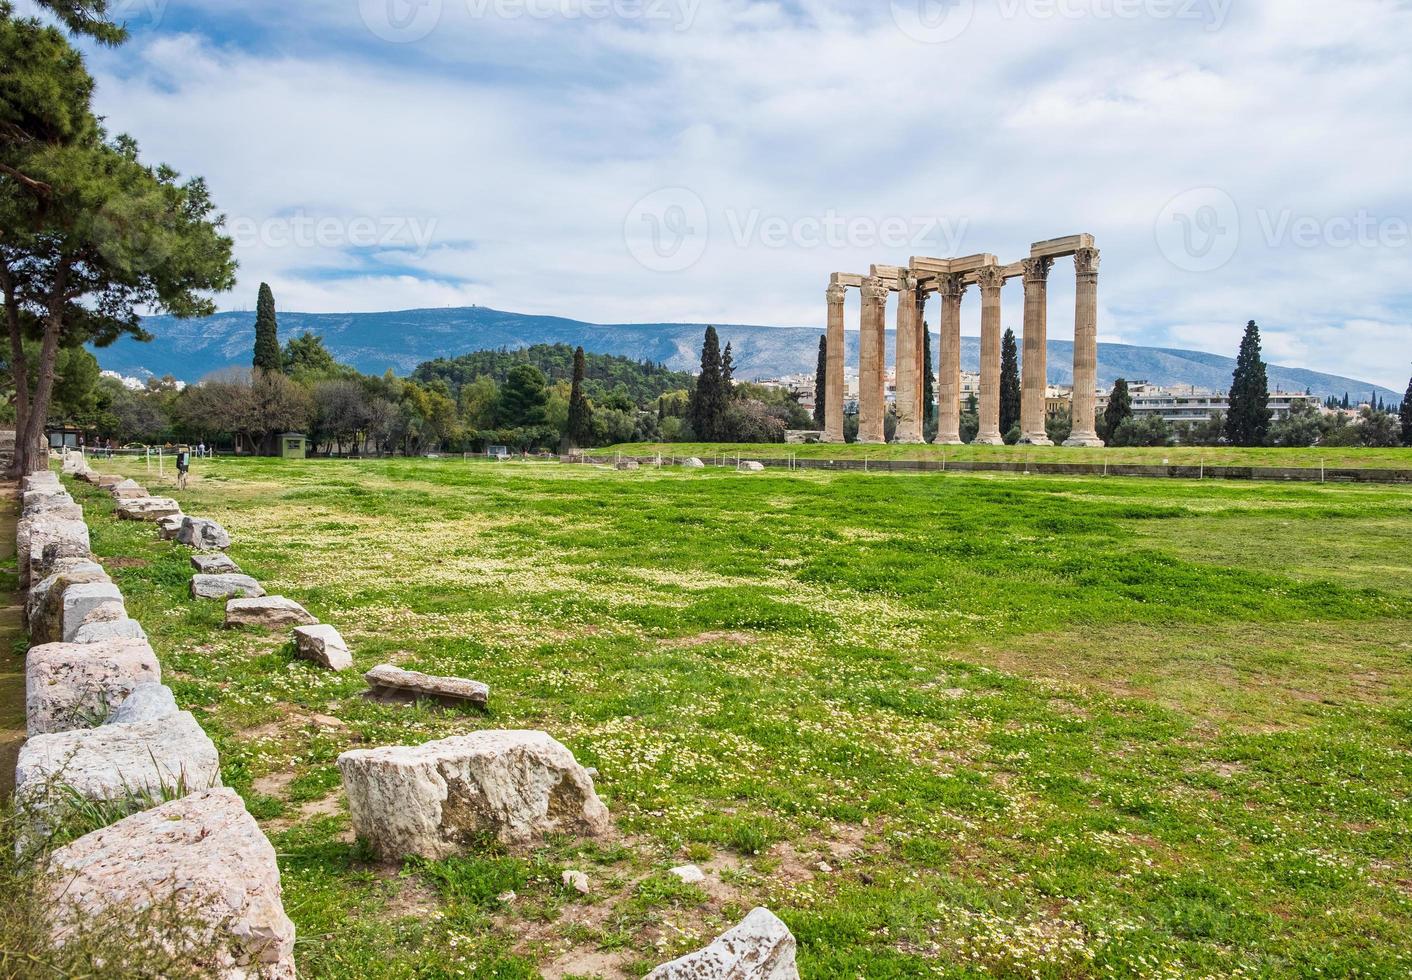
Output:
[{"xmin": 661, "ymin": 631, "xmax": 759, "ymax": 649}]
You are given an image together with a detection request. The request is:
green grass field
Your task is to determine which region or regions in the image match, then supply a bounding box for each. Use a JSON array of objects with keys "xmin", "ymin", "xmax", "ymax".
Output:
[
  {"xmin": 606, "ymin": 442, "xmax": 1412, "ymax": 470},
  {"xmin": 64, "ymin": 456, "xmax": 1412, "ymax": 978}
]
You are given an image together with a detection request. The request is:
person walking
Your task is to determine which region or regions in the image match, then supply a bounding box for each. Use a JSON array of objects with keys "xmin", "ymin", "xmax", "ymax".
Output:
[{"xmin": 176, "ymin": 445, "xmax": 192, "ymax": 490}]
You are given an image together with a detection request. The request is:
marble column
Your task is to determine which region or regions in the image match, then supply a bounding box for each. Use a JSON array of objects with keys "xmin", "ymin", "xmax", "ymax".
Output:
[
  {"xmin": 973, "ymin": 266, "xmax": 1006, "ymax": 446},
  {"xmin": 824, "ymin": 283, "xmax": 847, "ymax": 443},
  {"xmin": 1019, "ymin": 256, "xmax": 1054, "ymax": 446},
  {"xmin": 857, "ymin": 276, "xmax": 888, "ymax": 444},
  {"xmin": 894, "ymin": 274, "xmax": 923, "ymax": 443},
  {"xmin": 935, "ymin": 274, "xmax": 966, "ymax": 445},
  {"xmin": 916, "ymin": 290, "xmax": 929, "ymax": 437},
  {"xmin": 1063, "ymin": 247, "xmax": 1104, "ymax": 447}
]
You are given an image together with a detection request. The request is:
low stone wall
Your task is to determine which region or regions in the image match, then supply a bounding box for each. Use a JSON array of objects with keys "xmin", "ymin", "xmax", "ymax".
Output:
[
  {"xmin": 13, "ymin": 451, "xmax": 297, "ymax": 976},
  {"xmin": 583, "ymin": 454, "xmax": 1412, "ymax": 484}
]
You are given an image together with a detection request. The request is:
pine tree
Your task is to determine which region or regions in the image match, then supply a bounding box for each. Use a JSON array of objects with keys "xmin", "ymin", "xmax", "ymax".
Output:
[
  {"xmin": 1224, "ymin": 320, "xmax": 1272, "ymax": 446},
  {"xmin": 565, "ymin": 345, "xmax": 593, "ymax": 450},
  {"xmin": 922, "ymin": 322, "xmax": 935, "ymax": 424},
  {"xmin": 689, "ymin": 327, "xmax": 726, "ymax": 441},
  {"xmin": 1400, "ymin": 374, "xmax": 1412, "ymax": 447},
  {"xmin": 813, "ymin": 335, "xmax": 827, "ymax": 427},
  {"xmin": 999, "ymin": 328, "xmax": 1021, "ymax": 435},
  {"xmin": 722, "ymin": 341, "xmax": 735, "ymax": 397},
  {"xmin": 1103, "ymin": 378, "xmax": 1132, "ymax": 437},
  {"xmin": 1342, "ymin": 392, "xmax": 1350, "ymax": 410},
  {"xmin": 253, "ymin": 282, "xmax": 282, "ymax": 373}
]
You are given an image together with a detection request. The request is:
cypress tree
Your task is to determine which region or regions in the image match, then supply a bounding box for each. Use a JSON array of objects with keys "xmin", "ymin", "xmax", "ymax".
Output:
[
  {"xmin": 999, "ymin": 328, "xmax": 1021, "ymax": 435},
  {"xmin": 813, "ymin": 335, "xmax": 827, "ymax": 427},
  {"xmin": 1104, "ymin": 378, "xmax": 1132, "ymax": 437},
  {"xmin": 1224, "ymin": 320, "xmax": 1271, "ymax": 446},
  {"xmin": 722, "ymin": 341, "xmax": 735, "ymax": 397},
  {"xmin": 1400, "ymin": 374, "xmax": 1412, "ymax": 447},
  {"xmin": 565, "ymin": 345, "xmax": 593, "ymax": 450},
  {"xmin": 253, "ymin": 282, "xmax": 282, "ymax": 373},
  {"xmin": 689, "ymin": 326, "xmax": 725, "ymax": 441},
  {"xmin": 922, "ymin": 322, "xmax": 935, "ymax": 424}
]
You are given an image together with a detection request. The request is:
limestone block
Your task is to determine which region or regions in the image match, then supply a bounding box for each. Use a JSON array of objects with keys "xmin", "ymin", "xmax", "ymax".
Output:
[
  {"xmin": 645, "ymin": 908, "xmax": 799, "ymax": 980},
  {"xmin": 682, "ymin": 457, "xmax": 705, "ymax": 468},
  {"xmin": 35, "ymin": 538, "xmax": 95, "ymax": 584},
  {"xmin": 28, "ymin": 563, "xmax": 109, "ymax": 631},
  {"xmin": 16, "ymin": 712, "xmax": 220, "ymax": 843},
  {"xmin": 60, "ymin": 454, "xmax": 89, "ymax": 475},
  {"xmin": 20, "ymin": 517, "xmax": 90, "ymax": 582},
  {"xmin": 59, "ymin": 582, "xmax": 126, "ymax": 643},
  {"xmin": 224, "ymin": 596, "xmax": 317, "ymax": 630},
  {"xmin": 337, "ymin": 730, "xmax": 611, "ymax": 859},
  {"xmin": 364, "ymin": 663, "xmax": 486, "ymax": 705},
  {"xmin": 74, "ymin": 470, "xmax": 103, "ymax": 484},
  {"xmin": 116, "ymin": 497, "xmax": 182, "ymax": 521},
  {"xmin": 158, "ymin": 514, "xmax": 185, "ymax": 540},
  {"xmin": 103, "ymin": 682, "xmax": 179, "ymax": 725},
  {"xmin": 46, "ymin": 788, "xmax": 295, "ymax": 979},
  {"xmin": 26, "ymin": 639, "xmax": 161, "ymax": 734},
  {"xmin": 669, "ymin": 864, "xmax": 706, "ymax": 884},
  {"xmin": 177, "ymin": 517, "xmax": 232, "ymax": 551},
  {"xmin": 192, "ymin": 553, "xmax": 241, "ymax": 575},
  {"xmin": 293, "ymin": 624, "xmax": 352, "ymax": 671},
  {"xmin": 95, "ymin": 473, "xmax": 123, "ymax": 487},
  {"xmin": 740, "ymin": 461, "xmax": 766, "ymax": 472},
  {"xmin": 22, "ymin": 471, "xmax": 60, "ymax": 491},
  {"xmin": 73, "ymin": 617, "xmax": 149, "ymax": 643},
  {"xmin": 190, "ymin": 574, "xmax": 266, "ymax": 601},
  {"xmin": 616, "ymin": 460, "xmax": 640, "ymax": 471},
  {"xmin": 108, "ymin": 478, "xmax": 148, "ymax": 499}
]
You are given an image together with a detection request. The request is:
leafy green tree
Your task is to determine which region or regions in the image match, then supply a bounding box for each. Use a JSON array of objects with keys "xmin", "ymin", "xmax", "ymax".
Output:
[
  {"xmin": 282, "ymin": 331, "xmax": 340, "ymax": 378},
  {"xmin": 1224, "ymin": 320, "xmax": 1271, "ymax": 446},
  {"xmin": 1103, "ymin": 378, "xmax": 1132, "ymax": 439},
  {"xmin": 1355, "ymin": 407, "xmax": 1401, "ymax": 447},
  {"xmin": 689, "ymin": 326, "xmax": 726, "ymax": 441},
  {"xmin": 960, "ymin": 392, "xmax": 979, "ymax": 444},
  {"xmin": 1401, "ymin": 375, "xmax": 1412, "ymax": 447},
  {"xmin": 499, "ymin": 363, "xmax": 549, "ymax": 427},
  {"xmin": 813, "ymin": 335, "xmax": 826, "ymax": 427},
  {"xmin": 999, "ymin": 328, "xmax": 1021, "ymax": 435},
  {"xmin": 1267, "ymin": 400, "xmax": 1321, "ymax": 447},
  {"xmin": 1109, "ymin": 415, "xmax": 1173, "ymax": 447},
  {"xmin": 1044, "ymin": 404, "xmax": 1072, "ymax": 446},
  {"xmin": 565, "ymin": 345, "xmax": 593, "ymax": 450},
  {"xmin": 252, "ymin": 282, "xmax": 281, "ymax": 373}
]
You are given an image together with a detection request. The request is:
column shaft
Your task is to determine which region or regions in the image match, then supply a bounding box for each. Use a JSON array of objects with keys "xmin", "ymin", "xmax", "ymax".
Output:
[
  {"xmin": 1064, "ymin": 248, "xmax": 1104, "ymax": 447},
  {"xmin": 974, "ymin": 267, "xmax": 1005, "ymax": 445},
  {"xmin": 916, "ymin": 291, "xmax": 929, "ymax": 438},
  {"xmin": 1019, "ymin": 257, "xmax": 1054, "ymax": 445},
  {"xmin": 894, "ymin": 275, "xmax": 923, "ymax": 443},
  {"xmin": 935, "ymin": 275, "xmax": 965, "ymax": 445},
  {"xmin": 824, "ymin": 284, "xmax": 847, "ymax": 442},
  {"xmin": 857, "ymin": 278, "xmax": 888, "ymax": 444}
]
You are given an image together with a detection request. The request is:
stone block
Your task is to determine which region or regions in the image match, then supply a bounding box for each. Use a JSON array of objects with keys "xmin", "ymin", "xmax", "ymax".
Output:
[
  {"xmin": 73, "ymin": 615, "xmax": 148, "ymax": 644},
  {"xmin": 46, "ymin": 788, "xmax": 296, "ymax": 979},
  {"xmin": 26, "ymin": 639, "xmax": 161, "ymax": 734},
  {"xmin": 190, "ymin": 574, "xmax": 266, "ymax": 601},
  {"xmin": 224, "ymin": 596, "xmax": 317, "ymax": 630},
  {"xmin": 22, "ymin": 471, "xmax": 61, "ymax": 491},
  {"xmin": 108, "ymin": 478, "xmax": 148, "ymax": 499},
  {"xmin": 116, "ymin": 497, "xmax": 182, "ymax": 521},
  {"xmin": 645, "ymin": 908, "xmax": 799, "ymax": 980},
  {"xmin": 363, "ymin": 664, "xmax": 487, "ymax": 705},
  {"xmin": 158, "ymin": 514, "xmax": 185, "ymax": 540},
  {"xmin": 740, "ymin": 461, "xmax": 766, "ymax": 472},
  {"xmin": 58, "ymin": 582, "xmax": 126, "ymax": 643},
  {"xmin": 337, "ymin": 730, "xmax": 611, "ymax": 859},
  {"xmin": 103, "ymin": 682, "xmax": 179, "ymax": 725},
  {"xmin": 28, "ymin": 563, "xmax": 109, "ymax": 632},
  {"xmin": 95, "ymin": 473, "xmax": 123, "ymax": 487},
  {"xmin": 192, "ymin": 553, "xmax": 241, "ymax": 575},
  {"xmin": 20, "ymin": 517, "xmax": 90, "ymax": 583},
  {"xmin": 682, "ymin": 457, "xmax": 705, "ymax": 468},
  {"xmin": 177, "ymin": 517, "xmax": 232, "ymax": 551},
  {"xmin": 293, "ymin": 624, "xmax": 352, "ymax": 671}
]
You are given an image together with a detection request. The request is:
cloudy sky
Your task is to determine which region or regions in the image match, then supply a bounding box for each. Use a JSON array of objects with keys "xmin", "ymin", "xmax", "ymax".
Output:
[{"xmin": 37, "ymin": 0, "xmax": 1412, "ymax": 387}]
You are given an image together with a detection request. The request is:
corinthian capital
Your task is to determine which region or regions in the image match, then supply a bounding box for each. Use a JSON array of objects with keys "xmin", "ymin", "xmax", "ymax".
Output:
[
  {"xmin": 974, "ymin": 266, "xmax": 1006, "ymax": 293},
  {"xmin": 861, "ymin": 277, "xmax": 890, "ymax": 306},
  {"xmin": 1022, "ymin": 256, "xmax": 1054, "ymax": 284},
  {"xmin": 826, "ymin": 283, "xmax": 847, "ymax": 305},
  {"xmin": 1074, "ymin": 247, "xmax": 1101, "ymax": 278},
  {"xmin": 937, "ymin": 273, "xmax": 967, "ymax": 302}
]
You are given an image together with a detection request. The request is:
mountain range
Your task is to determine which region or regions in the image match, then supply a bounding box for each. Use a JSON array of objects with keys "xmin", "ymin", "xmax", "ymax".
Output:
[{"xmin": 97, "ymin": 306, "xmax": 1401, "ymax": 403}]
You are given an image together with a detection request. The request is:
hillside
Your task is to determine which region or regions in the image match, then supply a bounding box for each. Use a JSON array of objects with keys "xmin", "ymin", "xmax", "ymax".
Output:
[{"xmin": 100, "ymin": 305, "xmax": 1401, "ymax": 403}]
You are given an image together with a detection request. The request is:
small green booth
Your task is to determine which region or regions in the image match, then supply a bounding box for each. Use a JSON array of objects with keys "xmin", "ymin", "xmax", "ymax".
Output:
[{"xmin": 279, "ymin": 432, "xmax": 308, "ymax": 459}]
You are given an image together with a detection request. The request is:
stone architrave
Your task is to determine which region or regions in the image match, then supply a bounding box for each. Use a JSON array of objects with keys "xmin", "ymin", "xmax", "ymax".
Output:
[
  {"xmin": 935, "ymin": 274, "xmax": 967, "ymax": 445},
  {"xmin": 25, "ymin": 639, "xmax": 162, "ymax": 734},
  {"xmin": 893, "ymin": 274, "xmax": 923, "ymax": 444},
  {"xmin": 1064, "ymin": 247, "xmax": 1105, "ymax": 447},
  {"xmin": 45, "ymin": 789, "xmax": 296, "ymax": 979},
  {"xmin": 645, "ymin": 907, "xmax": 800, "ymax": 980},
  {"xmin": 116, "ymin": 497, "xmax": 182, "ymax": 522},
  {"xmin": 973, "ymin": 266, "xmax": 1007, "ymax": 446},
  {"xmin": 224, "ymin": 596, "xmax": 318, "ymax": 630},
  {"xmin": 856, "ymin": 277, "xmax": 889, "ymax": 444},
  {"xmin": 293, "ymin": 625, "xmax": 353, "ymax": 671},
  {"xmin": 823, "ymin": 283, "xmax": 847, "ymax": 443},
  {"xmin": 337, "ymin": 730, "xmax": 611, "ymax": 859},
  {"xmin": 1019, "ymin": 256, "xmax": 1055, "ymax": 445}
]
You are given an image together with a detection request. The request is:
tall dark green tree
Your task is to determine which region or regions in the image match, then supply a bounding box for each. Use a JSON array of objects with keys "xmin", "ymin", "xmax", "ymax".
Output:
[
  {"xmin": 922, "ymin": 322, "xmax": 935, "ymax": 425},
  {"xmin": 721, "ymin": 341, "xmax": 735, "ymax": 397},
  {"xmin": 565, "ymin": 345, "xmax": 593, "ymax": 449},
  {"xmin": 1224, "ymin": 320, "xmax": 1271, "ymax": 446},
  {"xmin": 689, "ymin": 326, "xmax": 726, "ymax": 441},
  {"xmin": 499, "ymin": 363, "xmax": 549, "ymax": 427},
  {"xmin": 812, "ymin": 335, "xmax": 826, "ymax": 427},
  {"xmin": 1400, "ymin": 374, "xmax": 1412, "ymax": 447},
  {"xmin": 1103, "ymin": 378, "xmax": 1132, "ymax": 437},
  {"xmin": 253, "ymin": 282, "xmax": 281, "ymax": 373},
  {"xmin": 999, "ymin": 328, "xmax": 1021, "ymax": 435}
]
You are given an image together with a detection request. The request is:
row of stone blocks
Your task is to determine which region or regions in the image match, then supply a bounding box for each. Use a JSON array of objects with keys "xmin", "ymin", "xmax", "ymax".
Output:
[{"xmin": 17, "ymin": 462, "xmax": 298, "ymax": 977}]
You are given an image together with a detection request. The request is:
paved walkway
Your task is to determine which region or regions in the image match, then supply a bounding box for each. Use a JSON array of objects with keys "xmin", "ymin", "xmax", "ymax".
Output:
[{"xmin": 0, "ymin": 481, "xmax": 23, "ymax": 799}]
